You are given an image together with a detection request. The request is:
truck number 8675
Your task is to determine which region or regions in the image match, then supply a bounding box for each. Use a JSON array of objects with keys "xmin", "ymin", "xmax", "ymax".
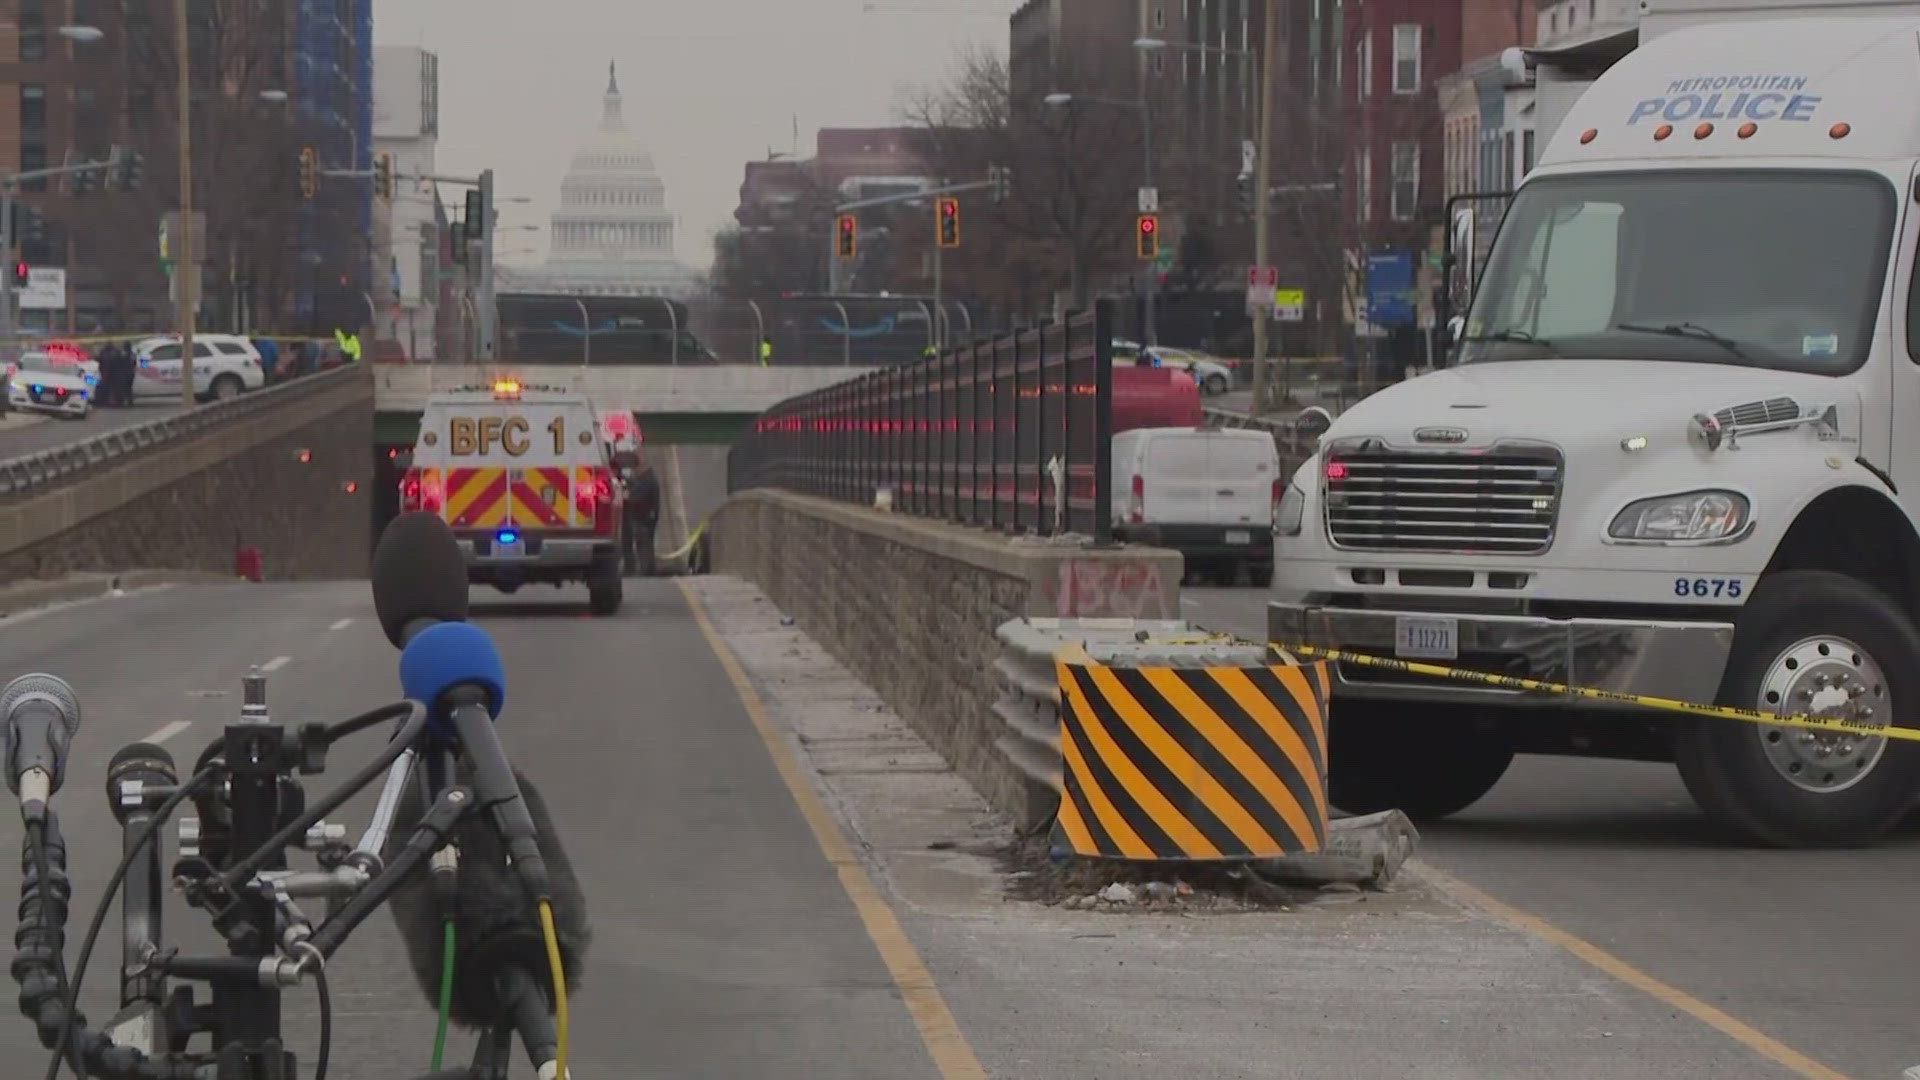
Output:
[{"xmin": 1674, "ymin": 577, "xmax": 1743, "ymax": 599}]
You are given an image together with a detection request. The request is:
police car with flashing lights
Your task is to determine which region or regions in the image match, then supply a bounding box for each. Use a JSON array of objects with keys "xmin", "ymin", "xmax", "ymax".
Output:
[
  {"xmin": 5, "ymin": 351, "xmax": 92, "ymax": 418},
  {"xmin": 1272, "ymin": 1, "xmax": 1920, "ymax": 848},
  {"xmin": 400, "ymin": 377, "xmax": 626, "ymax": 615}
]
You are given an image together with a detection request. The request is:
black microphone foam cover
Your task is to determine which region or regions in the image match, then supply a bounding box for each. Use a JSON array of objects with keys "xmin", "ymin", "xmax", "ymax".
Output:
[
  {"xmin": 371, "ymin": 512, "xmax": 470, "ymax": 648},
  {"xmin": 385, "ymin": 764, "xmax": 589, "ymax": 1028}
]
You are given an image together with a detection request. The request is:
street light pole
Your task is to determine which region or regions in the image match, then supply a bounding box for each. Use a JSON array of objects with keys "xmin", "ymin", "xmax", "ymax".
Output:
[
  {"xmin": 174, "ymin": 0, "xmax": 196, "ymax": 407},
  {"xmin": 1250, "ymin": 0, "xmax": 1279, "ymax": 415},
  {"xmin": 1140, "ymin": 97, "xmax": 1156, "ymax": 347}
]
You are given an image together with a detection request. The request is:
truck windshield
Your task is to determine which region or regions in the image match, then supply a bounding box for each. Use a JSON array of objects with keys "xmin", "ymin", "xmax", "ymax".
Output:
[{"xmin": 1457, "ymin": 171, "xmax": 1895, "ymax": 375}]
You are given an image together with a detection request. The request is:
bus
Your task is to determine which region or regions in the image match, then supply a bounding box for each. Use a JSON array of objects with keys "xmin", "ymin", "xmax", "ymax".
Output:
[{"xmin": 496, "ymin": 293, "xmax": 717, "ymax": 365}]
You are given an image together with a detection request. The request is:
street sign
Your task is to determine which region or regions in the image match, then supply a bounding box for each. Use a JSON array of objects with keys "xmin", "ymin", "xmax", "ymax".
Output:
[
  {"xmin": 1245, "ymin": 283, "xmax": 1274, "ymax": 316},
  {"xmin": 1366, "ymin": 251, "xmax": 1417, "ymax": 327},
  {"xmin": 1241, "ymin": 139, "xmax": 1257, "ymax": 175},
  {"xmin": 1154, "ymin": 250, "xmax": 1174, "ymax": 271},
  {"xmin": 17, "ymin": 267, "xmax": 65, "ymax": 310},
  {"xmin": 1274, "ymin": 287, "xmax": 1306, "ymax": 322},
  {"xmin": 1138, "ymin": 186, "xmax": 1159, "ymax": 214},
  {"xmin": 1248, "ymin": 265, "xmax": 1278, "ymax": 289}
]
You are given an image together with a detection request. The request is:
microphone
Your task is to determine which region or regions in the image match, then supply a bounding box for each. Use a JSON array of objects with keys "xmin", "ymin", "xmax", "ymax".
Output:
[
  {"xmin": 372, "ymin": 511, "xmax": 470, "ymax": 648},
  {"xmin": 106, "ymin": 743, "xmax": 176, "ymax": 1015},
  {"xmin": 1, "ymin": 674, "xmax": 81, "ymax": 815},
  {"xmin": 398, "ymin": 623, "xmax": 549, "ymax": 897},
  {"xmin": 384, "ymin": 764, "xmax": 588, "ymax": 1045}
]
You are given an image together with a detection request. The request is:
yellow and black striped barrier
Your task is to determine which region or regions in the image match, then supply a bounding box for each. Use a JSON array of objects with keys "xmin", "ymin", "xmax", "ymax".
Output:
[
  {"xmin": 1270, "ymin": 642, "xmax": 1920, "ymax": 745},
  {"xmin": 1051, "ymin": 646, "xmax": 1331, "ymax": 860}
]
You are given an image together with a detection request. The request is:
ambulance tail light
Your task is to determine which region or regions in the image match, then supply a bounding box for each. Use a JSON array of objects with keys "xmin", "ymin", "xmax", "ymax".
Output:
[
  {"xmin": 400, "ymin": 468, "xmax": 443, "ymax": 514},
  {"xmin": 581, "ymin": 465, "xmax": 618, "ymax": 536}
]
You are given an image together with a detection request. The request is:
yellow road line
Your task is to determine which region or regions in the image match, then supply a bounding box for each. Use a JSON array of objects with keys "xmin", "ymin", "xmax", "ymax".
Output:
[
  {"xmin": 1416, "ymin": 862, "xmax": 1853, "ymax": 1080},
  {"xmin": 677, "ymin": 580, "xmax": 989, "ymax": 1080}
]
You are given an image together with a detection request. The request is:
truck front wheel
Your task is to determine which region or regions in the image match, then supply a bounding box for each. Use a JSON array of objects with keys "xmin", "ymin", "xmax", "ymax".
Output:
[
  {"xmin": 1676, "ymin": 570, "xmax": 1920, "ymax": 847},
  {"xmin": 1326, "ymin": 702, "xmax": 1513, "ymax": 821}
]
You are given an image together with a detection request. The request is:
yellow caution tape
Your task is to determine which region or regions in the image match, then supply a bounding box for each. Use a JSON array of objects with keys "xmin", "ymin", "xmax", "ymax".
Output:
[
  {"xmin": 1269, "ymin": 641, "xmax": 1920, "ymax": 745},
  {"xmin": 661, "ymin": 519, "xmax": 708, "ymax": 563}
]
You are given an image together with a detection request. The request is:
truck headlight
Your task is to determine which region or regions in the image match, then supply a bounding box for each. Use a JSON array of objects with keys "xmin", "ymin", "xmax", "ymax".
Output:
[
  {"xmin": 1608, "ymin": 490, "xmax": 1750, "ymax": 542},
  {"xmin": 1275, "ymin": 483, "xmax": 1306, "ymax": 536}
]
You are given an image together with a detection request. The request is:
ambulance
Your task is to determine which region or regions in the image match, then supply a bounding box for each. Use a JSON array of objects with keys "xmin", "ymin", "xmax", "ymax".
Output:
[
  {"xmin": 1271, "ymin": 1, "xmax": 1920, "ymax": 846},
  {"xmin": 401, "ymin": 378, "xmax": 625, "ymax": 615}
]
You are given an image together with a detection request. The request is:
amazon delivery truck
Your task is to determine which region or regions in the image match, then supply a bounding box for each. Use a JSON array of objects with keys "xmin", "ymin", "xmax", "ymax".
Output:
[{"xmin": 1272, "ymin": 0, "xmax": 1920, "ymax": 846}]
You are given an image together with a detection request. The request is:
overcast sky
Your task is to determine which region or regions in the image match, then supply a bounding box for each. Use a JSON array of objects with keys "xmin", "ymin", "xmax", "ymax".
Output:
[{"xmin": 373, "ymin": 0, "xmax": 1015, "ymax": 271}]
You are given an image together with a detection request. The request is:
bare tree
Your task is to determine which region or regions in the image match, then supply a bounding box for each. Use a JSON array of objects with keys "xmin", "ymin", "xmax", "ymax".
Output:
[{"xmin": 900, "ymin": 48, "xmax": 1144, "ymax": 309}]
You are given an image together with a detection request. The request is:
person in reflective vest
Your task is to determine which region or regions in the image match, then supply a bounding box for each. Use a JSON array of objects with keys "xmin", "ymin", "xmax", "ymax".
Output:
[
  {"xmin": 759, "ymin": 337, "xmax": 772, "ymax": 367},
  {"xmin": 334, "ymin": 328, "xmax": 362, "ymax": 364}
]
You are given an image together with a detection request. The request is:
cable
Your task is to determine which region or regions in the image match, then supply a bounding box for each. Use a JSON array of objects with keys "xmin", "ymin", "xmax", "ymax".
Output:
[
  {"xmin": 46, "ymin": 770, "xmax": 212, "ymax": 1080},
  {"xmin": 321, "ymin": 699, "xmax": 418, "ymax": 745},
  {"xmin": 430, "ymin": 921, "xmax": 454, "ymax": 1070},
  {"xmin": 28, "ymin": 818, "xmax": 82, "ymax": 1080},
  {"xmin": 216, "ymin": 701, "xmax": 427, "ymax": 889},
  {"xmin": 537, "ymin": 899, "xmax": 570, "ymax": 1080},
  {"xmin": 312, "ymin": 963, "xmax": 332, "ymax": 1080}
]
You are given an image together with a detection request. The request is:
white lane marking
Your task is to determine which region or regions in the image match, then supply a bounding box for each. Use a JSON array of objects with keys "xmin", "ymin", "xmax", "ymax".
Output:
[
  {"xmin": 259, "ymin": 655, "xmax": 292, "ymax": 672},
  {"xmin": 329, "ymin": 618, "xmax": 352, "ymax": 631},
  {"xmin": 143, "ymin": 720, "xmax": 191, "ymax": 745}
]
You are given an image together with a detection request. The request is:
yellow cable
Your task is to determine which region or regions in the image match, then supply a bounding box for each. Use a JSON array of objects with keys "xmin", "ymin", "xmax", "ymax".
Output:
[{"xmin": 537, "ymin": 899, "xmax": 570, "ymax": 1079}]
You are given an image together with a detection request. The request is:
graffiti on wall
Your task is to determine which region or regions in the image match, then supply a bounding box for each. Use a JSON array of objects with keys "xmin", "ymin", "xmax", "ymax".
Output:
[{"xmin": 1038, "ymin": 559, "xmax": 1176, "ymax": 620}]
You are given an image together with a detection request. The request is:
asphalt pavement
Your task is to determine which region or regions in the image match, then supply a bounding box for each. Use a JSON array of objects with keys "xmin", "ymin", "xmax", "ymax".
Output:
[
  {"xmin": 0, "ymin": 580, "xmax": 947, "ymax": 1079},
  {"xmin": 1182, "ymin": 584, "xmax": 1920, "ymax": 1080},
  {"xmin": 0, "ymin": 400, "xmax": 187, "ymax": 458}
]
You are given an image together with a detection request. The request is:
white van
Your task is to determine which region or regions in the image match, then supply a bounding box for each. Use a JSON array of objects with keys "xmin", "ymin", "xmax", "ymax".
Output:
[{"xmin": 1113, "ymin": 427, "xmax": 1278, "ymax": 586}]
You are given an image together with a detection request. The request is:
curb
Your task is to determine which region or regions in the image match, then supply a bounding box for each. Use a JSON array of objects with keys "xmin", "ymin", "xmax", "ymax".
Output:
[{"xmin": 0, "ymin": 569, "xmax": 236, "ymax": 617}]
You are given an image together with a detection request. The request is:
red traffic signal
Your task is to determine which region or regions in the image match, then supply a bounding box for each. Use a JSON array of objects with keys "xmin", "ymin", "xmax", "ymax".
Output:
[
  {"xmin": 11, "ymin": 261, "xmax": 27, "ymax": 288},
  {"xmin": 1136, "ymin": 214, "xmax": 1160, "ymax": 260},
  {"xmin": 835, "ymin": 213, "xmax": 857, "ymax": 260},
  {"xmin": 936, "ymin": 197, "xmax": 961, "ymax": 248}
]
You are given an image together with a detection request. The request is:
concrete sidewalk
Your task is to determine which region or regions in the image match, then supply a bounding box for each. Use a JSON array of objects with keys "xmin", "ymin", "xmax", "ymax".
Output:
[{"xmin": 689, "ymin": 574, "xmax": 1816, "ymax": 1080}]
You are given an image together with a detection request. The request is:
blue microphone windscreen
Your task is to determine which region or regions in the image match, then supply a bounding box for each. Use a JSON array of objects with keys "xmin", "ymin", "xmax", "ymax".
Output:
[{"xmin": 398, "ymin": 621, "xmax": 506, "ymax": 731}]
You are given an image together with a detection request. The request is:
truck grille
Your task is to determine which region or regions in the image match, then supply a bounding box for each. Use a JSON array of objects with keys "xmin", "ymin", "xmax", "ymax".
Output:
[{"xmin": 1324, "ymin": 444, "xmax": 1564, "ymax": 554}]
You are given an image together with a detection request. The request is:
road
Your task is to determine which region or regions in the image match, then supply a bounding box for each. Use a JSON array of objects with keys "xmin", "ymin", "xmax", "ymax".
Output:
[
  {"xmin": 0, "ymin": 400, "xmax": 188, "ymax": 458},
  {"xmin": 1182, "ymin": 584, "xmax": 1920, "ymax": 1080},
  {"xmin": 1, "ymin": 578, "xmax": 1909, "ymax": 1078},
  {"xmin": 0, "ymin": 580, "xmax": 949, "ymax": 1078}
]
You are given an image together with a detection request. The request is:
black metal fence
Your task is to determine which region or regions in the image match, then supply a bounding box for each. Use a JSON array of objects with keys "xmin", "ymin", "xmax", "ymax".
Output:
[{"xmin": 727, "ymin": 303, "xmax": 1114, "ymax": 541}]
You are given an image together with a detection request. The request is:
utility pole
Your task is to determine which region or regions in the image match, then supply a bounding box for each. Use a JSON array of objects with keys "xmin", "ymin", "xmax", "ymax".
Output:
[
  {"xmin": 1250, "ymin": 0, "xmax": 1280, "ymax": 416},
  {"xmin": 477, "ymin": 168, "xmax": 496, "ymax": 360},
  {"xmin": 174, "ymin": 0, "xmax": 196, "ymax": 407}
]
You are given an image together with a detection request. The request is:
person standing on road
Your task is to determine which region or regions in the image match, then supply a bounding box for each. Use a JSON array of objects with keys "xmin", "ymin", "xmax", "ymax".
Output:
[
  {"xmin": 618, "ymin": 449, "xmax": 661, "ymax": 576},
  {"xmin": 252, "ymin": 337, "xmax": 280, "ymax": 383},
  {"xmin": 759, "ymin": 336, "xmax": 773, "ymax": 367}
]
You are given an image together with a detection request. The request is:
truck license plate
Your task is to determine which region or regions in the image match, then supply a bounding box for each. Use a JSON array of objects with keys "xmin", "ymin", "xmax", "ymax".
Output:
[
  {"xmin": 1394, "ymin": 616, "xmax": 1457, "ymax": 660},
  {"xmin": 1226, "ymin": 530, "xmax": 1252, "ymax": 545},
  {"xmin": 495, "ymin": 538, "xmax": 525, "ymax": 559}
]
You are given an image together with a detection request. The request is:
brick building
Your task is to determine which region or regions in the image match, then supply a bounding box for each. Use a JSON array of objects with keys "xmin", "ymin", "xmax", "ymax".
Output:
[{"xmin": 0, "ymin": 0, "xmax": 368, "ymax": 333}]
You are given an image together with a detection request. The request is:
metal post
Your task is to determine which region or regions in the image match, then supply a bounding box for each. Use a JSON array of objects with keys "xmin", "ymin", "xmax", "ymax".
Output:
[
  {"xmin": 933, "ymin": 239, "xmax": 944, "ymax": 354},
  {"xmin": 665, "ymin": 299, "xmax": 678, "ymax": 365},
  {"xmin": 1093, "ymin": 299, "xmax": 1114, "ymax": 545},
  {"xmin": 1141, "ymin": 103, "xmax": 1157, "ymax": 349},
  {"xmin": 477, "ymin": 169, "xmax": 496, "ymax": 360},
  {"xmin": 1250, "ymin": 0, "xmax": 1279, "ymax": 415},
  {"xmin": 833, "ymin": 300, "xmax": 850, "ymax": 365},
  {"xmin": 175, "ymin": 0, "xmax": 196, "ymax": 407},
  {"xmin": 1, "ymin": 187, "xmax": 13, "ymax": 349},
  {"xmin": 573, "ymin": 298, "xmax": 590, "ymax": 366},
  {"xmin": 746, "ymin": 299, "xmax": 763, "ymax": 365}
]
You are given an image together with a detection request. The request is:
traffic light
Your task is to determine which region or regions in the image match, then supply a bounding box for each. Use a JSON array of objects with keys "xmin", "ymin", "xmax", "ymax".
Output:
[
  {"xmin": 121, "ymin": 149, "xmax": 144, "ymax": 190},
  {"xmin": 1136, "ymin": 213, "xmax": 1160, "ymax": 260},
  {"xmin": 988, "ymin": 165, "xmax": 1011, "ymax": 204},
  {"xmin": 464, "ymin": 189, "xmax": 486, "ymax": 240},
  {"xmin": 374, "ymin": 151, "xmax": 395, "ymax": 201},
  {"xmin": 299, "ymin": 147, "xmax": 318, "ymax": 200},
  {"xmin": 936, "ymin": 197, "xmax": 960, "ymax": 249},
  {"xmin": 1236, "ymin": 174, "xmax": 1254, "ymax": 214},
  {"xmin": 71, "ymin": 166, "xmax": 97, "ymax": 196},
  {"xmin": 835, "ymin": 213, "xmax": 857, "ymax": 261},
  {"xmin": 12, "ymin": 261, "xmax": 28, "ymax": 288}
]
